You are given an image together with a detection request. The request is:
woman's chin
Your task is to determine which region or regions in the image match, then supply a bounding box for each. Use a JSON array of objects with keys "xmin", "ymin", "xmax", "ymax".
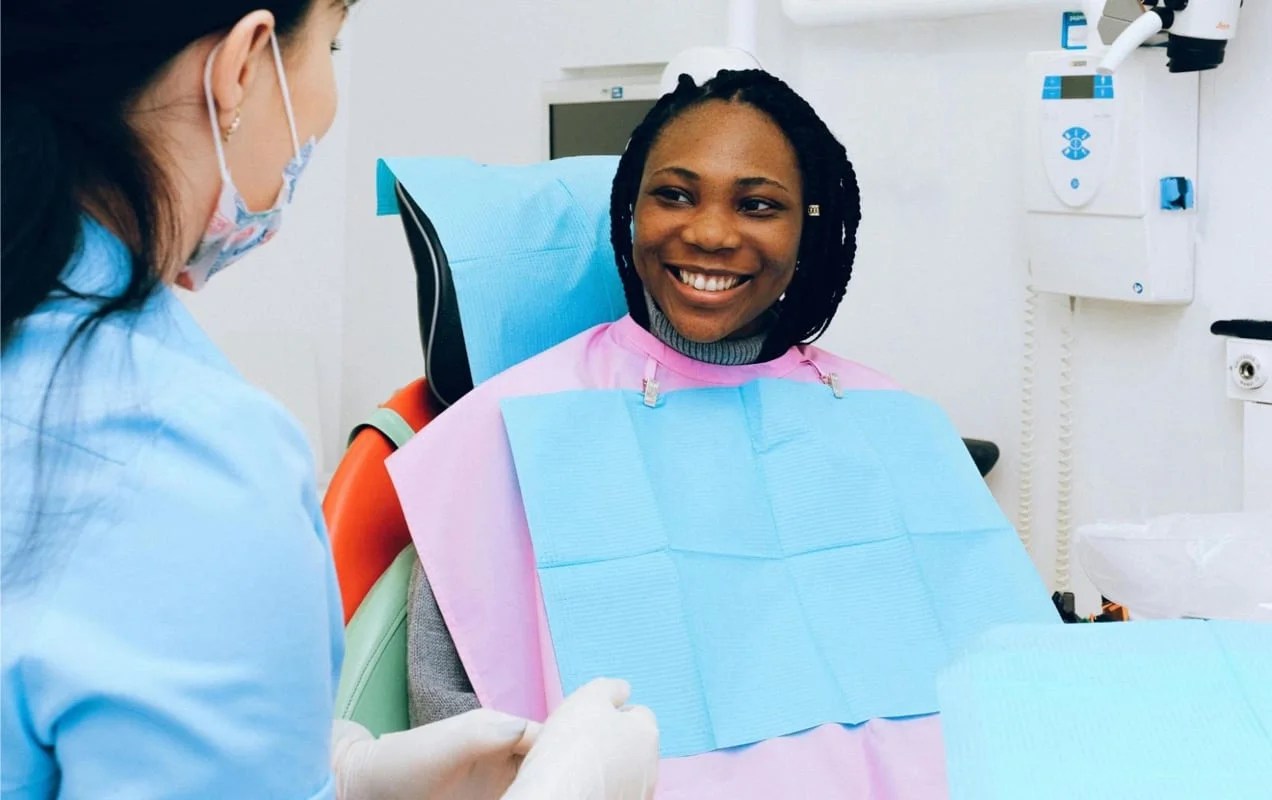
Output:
[{"xmin": 662, "ymin": 313, "xmax": 734, "ymax": 344}]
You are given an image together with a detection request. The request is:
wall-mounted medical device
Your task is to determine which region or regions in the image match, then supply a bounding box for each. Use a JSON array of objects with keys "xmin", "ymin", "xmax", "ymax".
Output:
[
  {"xmin": 1095, "ymin": 0, "xmax": 1244, "ymax": 75},
  {"xmin": 1024, "ymin": 48, "xmax": 1199, "ymax": 304},
  {"xmin": 542, "ymin": 75, "xmax": 660, "ymax": 160}
]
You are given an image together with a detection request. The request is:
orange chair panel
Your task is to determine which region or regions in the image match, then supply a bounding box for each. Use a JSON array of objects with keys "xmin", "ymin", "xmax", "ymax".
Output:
[{"xmin": 324, "ymin": 378, "xmax": 437, "ymax": 623}]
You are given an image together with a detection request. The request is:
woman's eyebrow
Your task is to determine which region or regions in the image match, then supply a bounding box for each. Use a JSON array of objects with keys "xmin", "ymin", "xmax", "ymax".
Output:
[
  {"xmin": 737, "ymin": 176, "xmax": 790, "ymax": 192},
  {"xmin": 653, "ymin": 167, "xmax": 791, "ymax": 194},
  {"xmin": 652, "ymin": 166, "xmax": 699, "ymax": 181}
]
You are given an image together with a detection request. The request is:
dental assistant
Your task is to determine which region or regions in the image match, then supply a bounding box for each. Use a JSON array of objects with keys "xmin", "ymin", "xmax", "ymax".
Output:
[{"xmin": 0, "ymin": 3, "xmax": 657, "ymax": 798}]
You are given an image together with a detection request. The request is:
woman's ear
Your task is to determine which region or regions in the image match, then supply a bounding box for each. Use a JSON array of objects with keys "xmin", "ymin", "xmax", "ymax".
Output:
[{"xmin": 207, "ymin": 10, "xmax": 276, "ymax": 136}]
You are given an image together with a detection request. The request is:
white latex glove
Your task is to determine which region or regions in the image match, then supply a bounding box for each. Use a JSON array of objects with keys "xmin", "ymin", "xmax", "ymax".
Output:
[
  {"xmin": 503, "ymin": 678, "xmax": 659, "ymax": 800},
  {"xmin": 332, "ymin": 709, "xmax": 541, "ymax": 800}
]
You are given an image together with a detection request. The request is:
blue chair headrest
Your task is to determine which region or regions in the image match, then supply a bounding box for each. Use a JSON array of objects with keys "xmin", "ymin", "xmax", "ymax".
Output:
[{"xmin": 377, "ymin": 156, "xmax": 626, "ymax": 404}]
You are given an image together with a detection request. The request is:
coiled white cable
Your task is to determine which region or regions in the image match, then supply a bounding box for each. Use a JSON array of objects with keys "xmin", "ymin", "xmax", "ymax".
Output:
[
  {"xmin": 1016, "ymin": 288, "xmax": 1038, "ymax": 555},
  {"xmin": 1054, "ymin": 298, "xmax": 1077, "ymax": 593}
]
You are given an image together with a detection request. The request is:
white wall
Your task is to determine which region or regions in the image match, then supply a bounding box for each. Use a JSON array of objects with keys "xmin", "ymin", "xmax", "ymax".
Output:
[{"xmin": 191, "ymin": 1, "xmax": 1270, "ymax": 612}]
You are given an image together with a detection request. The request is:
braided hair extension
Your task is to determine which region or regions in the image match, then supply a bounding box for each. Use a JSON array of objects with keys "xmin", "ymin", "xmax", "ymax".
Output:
[{"xmin": 609, "ymin": 69, "xmax": 861, "ymax": 359}]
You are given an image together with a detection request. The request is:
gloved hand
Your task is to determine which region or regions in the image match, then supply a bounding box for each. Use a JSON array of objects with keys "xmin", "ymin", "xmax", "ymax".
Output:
[
  {"xmin": 332, "ymin": 708, "xmax": 541, "ymax": 800},
  {"xmin": 503, "ymin": 678, "xmax": 659, "ymax": 800}
]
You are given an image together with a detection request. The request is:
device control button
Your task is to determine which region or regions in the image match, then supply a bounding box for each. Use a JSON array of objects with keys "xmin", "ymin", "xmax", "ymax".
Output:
[
  {"xmin": 1095, "ymin": 87, "xmax": 1114, "ymax": 99},
  {"xmin": 1045, "ymin": 75, "xmax": 1062, "ymax": 88},
  {"xmin": 1062, "ymin": 127, "xmax": 1092, "ymax": 160}
]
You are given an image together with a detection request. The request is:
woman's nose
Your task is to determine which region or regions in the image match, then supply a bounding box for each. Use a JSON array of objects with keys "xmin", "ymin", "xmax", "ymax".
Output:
[{"xmin": 680, "ymin": 205, "xmax": 741, "ymax": 252}]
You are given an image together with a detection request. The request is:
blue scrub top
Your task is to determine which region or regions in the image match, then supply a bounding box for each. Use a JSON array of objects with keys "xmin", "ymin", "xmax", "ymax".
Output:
[{"xmin": 1, "ymin": 220, "xmax": 343, "ymax": 798}]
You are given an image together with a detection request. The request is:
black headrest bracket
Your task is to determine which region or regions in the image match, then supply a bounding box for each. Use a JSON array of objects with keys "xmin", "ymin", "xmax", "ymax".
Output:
[{"xmin": 395, "ymin": 180, "xmax": 475, "ymax": 409}]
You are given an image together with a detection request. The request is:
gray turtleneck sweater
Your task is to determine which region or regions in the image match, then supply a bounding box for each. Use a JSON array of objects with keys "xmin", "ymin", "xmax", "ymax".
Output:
[
  {"xmin": 405, "ymin": 308, "xmax": 769, "ymax": 726},
  {"xmin": 643, "ymin": 292, "xmax": 769, "ymax": 366}
]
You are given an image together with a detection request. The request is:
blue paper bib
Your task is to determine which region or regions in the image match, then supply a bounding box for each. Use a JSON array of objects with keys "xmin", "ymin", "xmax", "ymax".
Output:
[{"xmin": 501, "ymin": 381, "xmax": 1058, "ymax": 758}]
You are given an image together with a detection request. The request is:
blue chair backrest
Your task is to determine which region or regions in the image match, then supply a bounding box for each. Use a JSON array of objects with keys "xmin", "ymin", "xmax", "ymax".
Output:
[{"xmin": 377, "ymin": 156, "xmax": 626, "ymax": 402}]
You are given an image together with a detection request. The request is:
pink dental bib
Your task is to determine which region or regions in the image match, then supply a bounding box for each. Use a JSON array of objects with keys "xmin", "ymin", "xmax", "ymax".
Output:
[{"xmin": 388, "ymin": 316, "xmax": 951, "ymax": 798}]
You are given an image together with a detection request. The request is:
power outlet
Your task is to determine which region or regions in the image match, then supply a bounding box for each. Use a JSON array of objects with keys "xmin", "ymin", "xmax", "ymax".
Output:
[{"xmin": 1226, "ymin": 338, "xmax": 1272, "ymax": 403}]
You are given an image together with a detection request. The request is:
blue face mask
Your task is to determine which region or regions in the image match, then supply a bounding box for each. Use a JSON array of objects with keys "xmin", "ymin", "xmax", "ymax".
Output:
[{"xmin": 178, "ymin": 32, "xmax": 316, "ymax": 291}]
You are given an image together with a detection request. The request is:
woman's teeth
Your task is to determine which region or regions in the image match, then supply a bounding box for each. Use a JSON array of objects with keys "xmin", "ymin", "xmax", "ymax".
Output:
[{"xmin": 675, "ymin": 268, "xmax": 742, "ymax": 293}]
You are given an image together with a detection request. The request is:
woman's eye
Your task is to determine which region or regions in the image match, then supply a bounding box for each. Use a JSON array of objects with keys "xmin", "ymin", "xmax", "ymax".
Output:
[
  {"xmin": 740, "ymin": 197, "xmax": 779, "ymax": 214},
  {"xmin": 330, "ymin": 39, "xmax": 344, "ymax": 53},
  {"xmin": 653, "ymin": 187, "xmax": 692, "ymax": 205}
]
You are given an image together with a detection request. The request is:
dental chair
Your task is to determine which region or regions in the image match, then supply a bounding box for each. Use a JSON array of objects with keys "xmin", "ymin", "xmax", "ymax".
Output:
[
  {"xmin": 324, "ymin": 377, "xmax": 433, "ymax": 735},
  {"xmin": 326, "ymin": 184, "xmax": 475, "ymax": 734},
  {"xmin": 328, "ymin": 156, "xmax": 1002, "ymax": 735}
]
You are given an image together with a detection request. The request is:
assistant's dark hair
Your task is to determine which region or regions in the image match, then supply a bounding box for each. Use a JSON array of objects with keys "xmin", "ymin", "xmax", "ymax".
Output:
[
  {"xmin": 610, "ymin": 69, "xmax": 861, "ymax": 360},
  {"xmin": 1, "ymin": 2, "xmax": 323, "ymax": 349}
]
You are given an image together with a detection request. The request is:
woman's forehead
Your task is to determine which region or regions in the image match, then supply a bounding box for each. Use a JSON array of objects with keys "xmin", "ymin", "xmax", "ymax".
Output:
[{"xmin": 645, "ymin": 101, "xmax": 801, "ymax": 187}]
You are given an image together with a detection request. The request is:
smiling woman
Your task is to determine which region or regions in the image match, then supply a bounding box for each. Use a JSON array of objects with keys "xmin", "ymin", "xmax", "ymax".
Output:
[
  {"xmin": 392, "ymin": 69, "xmax": 978, "ymax": 799},
  {"xmin": 613, "ymin": 69, "xmax": 861, "ymax": 362}
]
